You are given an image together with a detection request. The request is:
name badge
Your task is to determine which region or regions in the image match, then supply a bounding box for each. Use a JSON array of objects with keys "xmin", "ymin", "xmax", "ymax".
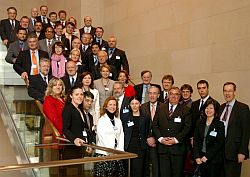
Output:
[
  {"xmin": 174, "ymin": 117, "xmax": 181, "ymax": 123},
  {"xmin": 127, "ymin": 121, "xmax": 134, "ymax": 127},
  {"xmin": 116, "ymin": 56, "xmax": 120, "ymax": 59},
  {"xmin": 113, "ymin": 126, "xmax": 118, "ymax": 131},
  {"xmin": 82, "ymin": 130, "xmax": 87, "ymax": 137},
  {"xmin": 209, "ymin": 129, "xmax": 217, "ymax": 137},
  {"xmin": 123, "ymin": 108, "xmax": 129, "ymax": 114},
  {"xmin": 105, "ymin": 87, "xmax": 109, "ymax": 91},
  {"xmin": 101, "ymin": 47, "xmax": 106, "ymax": 51},
  {"xmin": 109, "ymin": 73, "xmax": 113, "ymax": 77},
  {"xmin": 31, "ymin": 64, "xmax": 37, "ymax": 69}
]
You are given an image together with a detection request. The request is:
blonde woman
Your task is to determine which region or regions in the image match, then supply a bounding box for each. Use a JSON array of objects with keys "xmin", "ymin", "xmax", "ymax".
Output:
[{"xmin": 43, "ymin": 77, "xmax": 65, "ymax": 134}]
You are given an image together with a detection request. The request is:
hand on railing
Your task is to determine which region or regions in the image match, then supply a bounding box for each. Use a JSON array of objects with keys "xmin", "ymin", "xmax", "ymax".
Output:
[{"xmin": 74, "ymin": 138, "xmax": 86, "ymax": 146}]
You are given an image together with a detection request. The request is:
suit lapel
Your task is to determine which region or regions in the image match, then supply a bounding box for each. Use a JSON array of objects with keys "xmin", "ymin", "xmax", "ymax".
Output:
[{"xmin": 228, "ymin": 101, "xmax": 238, "ymax": 127}]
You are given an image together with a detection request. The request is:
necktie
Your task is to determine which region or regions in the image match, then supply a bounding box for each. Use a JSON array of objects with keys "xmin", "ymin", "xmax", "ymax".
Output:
[
  {"xmin": 43, "ymin": 16, "xmax": 46, "ymax": 23},
  {"xmin": 48, "ymin": 40, "xmax": 52, "ymax": 53},
  {"xmin": 31, "ymin": 51, "xmax": 38, "ymax": 75},
  {"xmin": 199, "ymin": 100, "xmax": 204, "ymax": 111},
  {"xmin": 85, "ymin": 112, "xmax": 91, "ymax": 129},
  {"xmin": 33, "ymin": 19, "xmax": 36, "ymax": 26},
  {"xmin": 11, "ymin": 20, "xmax": 15, "ymax": 30},
  {"xmin": 94, "ymin": 55, "xmax": 98, "ymax": 65},
  {"xmin": 83, "ymin": 45, "xmax": 86, "ymax": 52},
  {"xmin": 19, "ymin": 42, "xmax": 23, "ymax": 51},
  {"xmin": 144, "ymin": 85, "xmax": 149, "ymax": 103},
  {"xmin": 109, "ymin": 49, "xmax": 114, "ymax": 59},
  {"xmin": 71, "ymin": 77, "xmax": 75, "ymax": 87},
  {"xmin": 222, "ymin": 105, "xmax": 229, "ymax": 121},
  {"xmin": 43, "ymin": 76, "xmax": 47, "ymax": 84},
  {"xmin": 57, "ymin": 36, "xmax": 60, "ymax": 41},
  {"xmin": 164, "ymin": 92, "xmax": 168, "ymax": 104},
  {"xmin": 151, "ymin": 104, "xmax": 156, "ymax": 120},
  {"xmin": 169, "ymin": 105, "xmax": 173, "ymax": 117}
]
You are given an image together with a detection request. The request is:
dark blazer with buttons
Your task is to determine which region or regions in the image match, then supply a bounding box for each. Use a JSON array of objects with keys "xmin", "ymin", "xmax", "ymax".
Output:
[
  {"xmin": 107, "ymin": 48, "xmax": 129, "ymax": 74},
  {"xmin": 63, "ymin": 102, "xmax": 89, "ymax": 143},
  {"xmin": 0, "ymin": 19, "xmax": 20, "ymax": 46},
  {"xmin": 61, "ymin": 73, "xmax": 81, "ymax": 94},
  {"xmin": 193, "ymin": 118, "xmax": 225, "ymax": 163},
  {"xmin": 219, "ymin": 100, "xmax": 250, "ymax": 161},
  {"xmin": 122, "ymin": 111, "xmax": 149, "ymax": 150},
  {"xmin": 27, "ymin": 74, "xmax": 52, "ymax": 103},
  {"xmin": 190, "ymin": 97, "xmax": 220, "ymax": 137},
  {"xmin": 119, "ymin": 96, "xmax": 130, "ymax": 120},
  {"xmin": 134, "ymin": 83, "xmax": 161, "ymax": 103},
  {"xmin": 141, "ymin": 101, "xmax": 167, "ymax": 138},
  {"xmin": 153, "ymin": 103, "xmax": 192, "ymax": 155},
  {"xmin": 13, "ymin": 49, "xmax": 49, "ymax": 76},
  {"xmin": 5, "ymin": 40, "xmax": 29, "ymax": 64},
  {"xmin": 82, "ymin": 111, "xmax": 95, "ymax": 144}
]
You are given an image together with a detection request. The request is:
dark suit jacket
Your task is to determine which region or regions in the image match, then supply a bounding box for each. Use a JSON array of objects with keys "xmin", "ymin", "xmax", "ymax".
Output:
[
  {"xmin": 134, "ymin": 83, "xmax": 161, "ymax": 103},
  {"xmin": 141, "ymin": 101, "xmax": 166, "ymax": 138},
  {"xmin": 158, "ymin": 90, "xmax": 169, "ymax": 104},
  {"xmin": 194, "ymin": 118, "xmax": 225, "ymax": 163},
  {"xmin": 122, "ymin": 112, "xmax": 149, "ymax": 150},
  {"xmin": 190, "ymin": 96, "xmax": 220, "ymax": 137},
  {"xmin": 0, "ymin": 19, "xmax": 20, "ymax": 45},
  {"xmin": 79, "ymin": 26, "xmax": 96, "ymax": 38},
  {"xmin": 82, "ymin": 111, "xmax": 95, "ymax": 144},
  {"xmin": 13, "ymin": 49, "xmax": 49, "ymax": 76},
  {"xmin": 219, "ymin": 100, "xmax": 250, "ymax": 161},
  {"xmin": 107, "ymin": 48, "xmax": 129, "ymax": 73},
  {"xmin": 119, "ymin": 96, "xmax": 130, "ymax": 120},
  {"xmin": 93, "ymin": 38, "xmax": 108, "ymax": 50},
  {"xmin": 61, "ymin": 73, "xmax": 81, "ymax": 94},
  {"xmin": 36, "ymin": 16, "xmax": 50, "ymax": 24},
  {"xmin": 62, "ymin": 103, "xmax": 89, "ymax": 143},
  {"xmin": 5, "ymin": 40, "xmax": 29, "ymax": 64},
  {"xmin": 27, "ymin": 74, "xmax": 52, "ymax": 102},
  {"xmin": 91, "ymin": 63, "xmax": 117, "ymax": 80},
  {"xmin": 153, "ymin": 103, "xmax": 192, "ymax": 155}
]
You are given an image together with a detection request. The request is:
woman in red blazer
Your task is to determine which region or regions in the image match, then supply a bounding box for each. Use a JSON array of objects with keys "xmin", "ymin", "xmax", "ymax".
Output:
[{"xmin": 43, "ymin": 77, "xmax": 66, "ymax": 135}]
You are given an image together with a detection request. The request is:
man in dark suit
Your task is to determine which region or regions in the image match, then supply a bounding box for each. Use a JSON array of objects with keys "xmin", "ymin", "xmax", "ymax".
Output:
[
  {"xmin": 153, "ymin": 86, "xmax": 191, "ymax": 177},
  {"xmin": 0, "ymin": 7, "xmax": 20, "ymax": 47},
  {"xmin": 36, "ymin": 5, "xmax": 50, "ymax": 25},
  {"xmin": 190, "ymin": 80, "xmax": 220, "ymax": 137},
  {"xmin": 28, "ymin": 7, "xmax": 38, "ymax": 32},
  {"xmin": 82, "ymin": 91, "xmax": 95, "ymax": 144},
  {"xmin": 57, "ymin": 10, "xmax": 67, "ymax": 28},
  {"xmin": 79, "ymin": 16, "xmax": 96, "ymax": 38},
  {"xmin": 54, "ymin": 23, "xmax": 70, "ymax": 53},
  {"xmin": 13, "ymin": 33, "xmax": 49, "ymax": 86},
  {"xmin": 91, "ymin": 50, "xmax": 117, "ymax": 80},
  {"xmin": 38, "ymin": 26, "xmax": 57, "ymax": 57},
  {"xmin": 107, "ymin": 35, "xmax": 129, "ymax": 74},
  {"xmin": 61, "ymin": 60, "xmax": 81, "ymax": 94},
  {"xmin": 94, "ymin": 27, "xmax": 108, "ymax": 51},
  {"xmin": 219, "ymin": 82, "xmax": 250, "ymax": 177},
  {"xmin": 44, "ymin": 12, "xmax": 57, "ymax": 29},
  {"xmin": 141, "ymin": 85, "xmax": 163, "ymax": 177},
  {"xmin": 134, "ymin": 70, "xmax": 161, "ymax": 104},
  {"xmin": 28, "ymin": 58, "xmax": 52, "ymax": 103},
  {"xmin": 113, "ymin": 81, "xmax": 130, "ymax": 120},
  {"xmin": 34, "ymin": 21, "xmax": 45, "ymax": 40},
  {"xmin": 80, "ymin": 33, "xmax": 92, "ymax": 66},
  {"xmin": 158, "ymin": 74, "xmax": 174, "ymax": 104},
  {"xmin": 5, "ymin": 28, "xmax": 29, "ymax": 64}
]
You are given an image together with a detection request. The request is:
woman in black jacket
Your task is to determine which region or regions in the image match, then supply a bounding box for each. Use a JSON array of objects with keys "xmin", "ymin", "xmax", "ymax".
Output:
[
  {"xmin": 122, "ymin": 96, "xmax": 149, "ymax": 177},
  {"xmin": 193, "ymin": 99, "xmax": 225, "ymax": 177}
]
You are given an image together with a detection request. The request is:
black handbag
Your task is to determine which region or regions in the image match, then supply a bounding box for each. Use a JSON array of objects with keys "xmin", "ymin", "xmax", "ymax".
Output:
[{"xmin": 193, "ymin": 164, "xmax": 202, "ymax": 177}]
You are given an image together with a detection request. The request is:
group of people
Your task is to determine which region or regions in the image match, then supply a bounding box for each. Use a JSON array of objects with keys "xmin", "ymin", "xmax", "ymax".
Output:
[{"xmin": 1, "ymin": 5, "xmax": 249, "ymax": 177}]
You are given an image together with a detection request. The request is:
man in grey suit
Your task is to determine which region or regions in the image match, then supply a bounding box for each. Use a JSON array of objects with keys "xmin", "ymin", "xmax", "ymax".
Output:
[
  {"xmin": 38, "ymin": 26, "xmax": 57, "ymax": 57},
  {"xmin": 28, "ymin": 7, "xmax": 38, "ymax": 32},
  {"xmin": 5, "ymin": 28, "xmax": 29, "ymax": 64}
]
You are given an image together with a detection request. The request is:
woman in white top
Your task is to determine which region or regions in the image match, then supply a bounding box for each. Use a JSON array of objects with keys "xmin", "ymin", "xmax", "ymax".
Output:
[
  {"xmin": 96, "ymin": 96, "xmax": 124, "ymax": 154},
  {"xmin": 80, "ymin": 72, "xmax": 100, "ymax": 126},
  {"xmin": 95, "ymin": 96, "xmax": 124, "ymax": 176}
]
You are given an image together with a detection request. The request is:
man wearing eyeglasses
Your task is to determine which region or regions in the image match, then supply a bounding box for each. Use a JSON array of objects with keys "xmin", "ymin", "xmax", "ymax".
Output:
[{"xmin": 153, "ymin": 86, "xmax": 192, "ymax": 177}]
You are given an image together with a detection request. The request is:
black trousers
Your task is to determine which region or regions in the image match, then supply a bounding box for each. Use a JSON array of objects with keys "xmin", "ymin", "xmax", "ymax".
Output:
[
  {"xmin": 159, "ymin": 152, "xmax": 184, "ymax": 177},
  {"xmin": 146, "ymin": 147, "xmax": 159, "ymax": 177},
  {"xmin": 200, "ymin": 161, "xmax": 223, "ymax": 177},
  {"xmin": 222, "ymin": 159, "xmax": 242, "ymax": 177}
]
